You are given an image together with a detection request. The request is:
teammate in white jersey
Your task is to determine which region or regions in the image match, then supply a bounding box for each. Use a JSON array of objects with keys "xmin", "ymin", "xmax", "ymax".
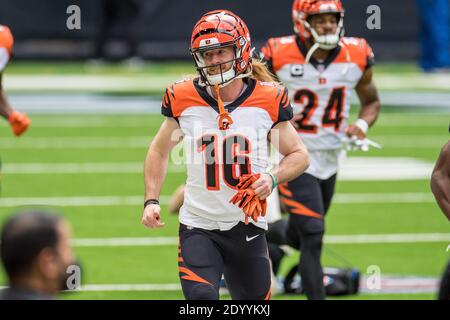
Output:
[
  {"xmin": 141, "ymin": 10, "xmax": 310, "ymax": 300},
  {"xmin": 260, "ymin": 0, "xmax": 381, "ymax": 299}
]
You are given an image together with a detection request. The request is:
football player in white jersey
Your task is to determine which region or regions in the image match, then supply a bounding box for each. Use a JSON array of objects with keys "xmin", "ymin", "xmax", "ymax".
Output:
[
  {"xmin": 141, "ymin": 10, "xmax": 310, "ymax": 300},
  {"xmin": 260, "ymin": 0, "xmax": 381, "ymax": 299}
]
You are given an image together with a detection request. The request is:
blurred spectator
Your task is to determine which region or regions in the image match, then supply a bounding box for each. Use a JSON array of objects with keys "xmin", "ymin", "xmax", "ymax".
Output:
[
  {"xmin": 417, "ymin": 0, "xmax": 450, "ymax": 72},
  {"xmin": 92, "ymin": 0, "xmax": 140, "ymax": 63},
  {"xmin": 0, "ymin": 211, "xmax": 77, "ymax": 300}
]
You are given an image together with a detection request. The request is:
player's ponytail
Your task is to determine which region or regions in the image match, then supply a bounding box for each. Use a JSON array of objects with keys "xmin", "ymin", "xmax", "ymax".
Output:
[{"xmin": 249, "ymin": 58, "xmax": 278, "ymax": 83}]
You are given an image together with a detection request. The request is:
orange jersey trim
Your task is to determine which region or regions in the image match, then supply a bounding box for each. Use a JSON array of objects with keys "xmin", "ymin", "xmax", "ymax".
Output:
[
  {"xmin": 334, "ymin": 37, "xmax": 374, "ymax": 72},
  {"xmin": 263, "ymin": 36, "xmax": 305, "ymax": 73},
  {"xmin": 162, "ymin": 78, "xmax": 209, "ymax": 117},
  {"xmin": 164, "ymin": 78, "xmax": 290, "ymax": 125},
  {"xmin": 240, "ymin": 81, "xmax": 290, "ymax": 123},
  {"xmin": 264, "ymin": 36, "xmax": 373, "ymax": 73}
]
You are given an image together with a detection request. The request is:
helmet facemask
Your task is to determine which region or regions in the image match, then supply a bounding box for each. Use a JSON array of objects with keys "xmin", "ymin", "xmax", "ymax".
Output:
[
  {"xmin": 303, "ymin": 11, "xmax": 345, "ymax": 50},
  {"xmin": 191, "ymin": 10, "xmax": 253, "ymax": 87},
  {"xmin": 293, "ymin": 10, "xmax": 345, "ymax": 64},
  {"xmin": 191, "ymin": 35, "xmax": 251, "ymax": 87}
]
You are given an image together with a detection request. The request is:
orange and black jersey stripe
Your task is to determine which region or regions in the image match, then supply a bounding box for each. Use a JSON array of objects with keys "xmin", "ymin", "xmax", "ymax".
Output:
[
  {"xmin": 161, "ymin": 77, "xmax": 293, "ymax": 126},
  {"xmin": 260, "ymin": 35, "xmax": 375, "ymax": 74}
]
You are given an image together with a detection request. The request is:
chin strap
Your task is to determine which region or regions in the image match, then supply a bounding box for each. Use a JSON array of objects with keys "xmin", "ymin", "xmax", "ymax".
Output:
[
  {"xmin": 304, "ymin": 40, "xmax": 351, "ymax": 78},
  {"xmin": 304, "ymin": 42, "xmax": 321, "ymax": 65},
  {"xmin": 214, "ymin": 84, "xmax": 234, "ymax": 130}
]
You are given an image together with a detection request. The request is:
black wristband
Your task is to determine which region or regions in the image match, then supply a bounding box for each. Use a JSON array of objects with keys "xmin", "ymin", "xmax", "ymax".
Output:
[{"xmin": 144, "ymin": 199, "xmax": 159, "ymax": 208}]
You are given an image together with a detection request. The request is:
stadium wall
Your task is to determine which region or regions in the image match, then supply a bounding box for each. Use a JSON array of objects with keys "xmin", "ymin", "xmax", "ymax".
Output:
[{"xmin": 0, "ymin": 0, "xmax": 418, "ymax": 61}]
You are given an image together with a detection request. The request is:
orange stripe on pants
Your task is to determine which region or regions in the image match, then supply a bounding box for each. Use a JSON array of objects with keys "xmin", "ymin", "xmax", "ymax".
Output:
[
  {"xmin": 281, "ymin": 198, "xmax": 322, "ymax": 219},
  {"xmin": 178, "ymin": 266, "xmax": 211, "ymax": 285},
  {"xmin": 278, "ymin": 183, "xmax": 293, "ymax": 197}
]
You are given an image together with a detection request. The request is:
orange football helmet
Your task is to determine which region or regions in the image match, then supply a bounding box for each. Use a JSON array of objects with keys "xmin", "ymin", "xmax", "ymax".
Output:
[
  {"xmin": 292, "ymin": 0, "xmax": 344, "ymax": 50},
  {"xmin": 190, "ymin": 10, "xmax": 252, "ymax": 87}
]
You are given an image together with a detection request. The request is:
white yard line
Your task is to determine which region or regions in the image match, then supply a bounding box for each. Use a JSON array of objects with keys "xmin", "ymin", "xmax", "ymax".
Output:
[
  {"xmin": 0, "ymin": 192, "xmax": 437, "ymax": 207},
  {"xmin": 3, "ymin": 162, "xmax": 185, "ymax": 174},
  {"xmin": 3, "ymin": 162, "xmax": 139, "ymax": 173},
  {"xmin": 0, "ymin": 278, "xmax": 439, "ymax": 294},
  {"xmin": 324, "ymin": 233, "xmax": 450, "ymax": 244},
  {"xmin": 0, "ymin": 195, "xmax": 168, "ymax": 207},
  {"xmin": 1, "ymin": 135, "xmax": 443, "ymax": 149},
  {"xmin": 339, "ymin": 157, "xmax": 434, "ymax": 180},
  {"xmin": 0, "ymin": 136, "xmax": 152, "ymax": 149},
  {"xmin": 23, "ymin": 115, "xmax": 447, "ymax": 128},
  {"xmin": 25, "ymin": 119, "xmax": 157, "ymax": 128},
  {"xmin": 5, "ymin": 75, "xmax": 178, "ymax": 92},
  {"xmin": 333, "ymin": 193, "xmax": 435, "ymax": 203},
  {"xmin": 0, "ymin": 284, "xmax": 181, "ymax": 292},
  {"xmin": 7, "ymin": 95, "xmax": 161, "ymax": 114},
  {"xmin": 2, "ymin": 157, "xmax": 434, "ymax": 180},
  {"xmin": 375, "ymin": 74, "xmax": 450, "ymax": 93},
  {"xmin": 4, "ymin": 162, "xmax": 145, "ymax": 173},
  {"xmin": 68, "ymin": 233, "xmax": 450, "ymax": 248},
  {"xmin": 77, "ymin": 284, "xmax": 182, "ymax": 291},
  {"xmin": 5, "ymin": 75, "xmax": 450, "ymax": 106},
  {"xmin": 73, "ymin": 237, "xmax": 179, "ymax": 247}
]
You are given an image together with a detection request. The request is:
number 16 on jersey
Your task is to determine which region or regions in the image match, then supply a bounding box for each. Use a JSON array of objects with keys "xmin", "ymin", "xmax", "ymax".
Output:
[{"xmin": 197, "ymin": 134, "xmax": 252, "ymax": 190}]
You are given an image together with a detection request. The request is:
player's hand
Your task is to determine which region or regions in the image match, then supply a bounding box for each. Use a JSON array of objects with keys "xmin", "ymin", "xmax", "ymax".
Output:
[
  {"xmin": 251, "ymin": 173, "xmax": 273, "ymax": 200},
  {"xmin": 345, "ymin": 124, "xmax": 366, "ymax": 140},
  {"xmin": 141, "ymin": 204, "xmax": 165, "ymax": 228},
  {"xmin": 8, "ymin": 111, "xmax": 31, "ymax": 136},
  {"xmin": 229, "ymin": 174, "xmax": 269, "ymax": 224}
]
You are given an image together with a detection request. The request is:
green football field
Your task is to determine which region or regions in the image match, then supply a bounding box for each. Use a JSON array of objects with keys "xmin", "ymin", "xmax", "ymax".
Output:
[{"xmin": 0, "ymin": 62, "xmax": 449, "ymax": 300}]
